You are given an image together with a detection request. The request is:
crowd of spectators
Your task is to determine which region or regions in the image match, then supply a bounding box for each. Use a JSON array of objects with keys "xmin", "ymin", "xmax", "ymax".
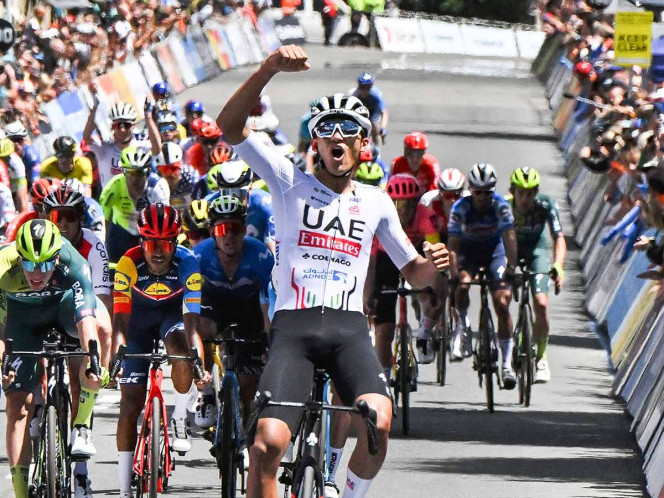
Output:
[
  {"xmin": 537, "ymin": 0, "xmax": 664, "ymax": 285},
  {"xmin": 0, "ymin": 0, "xmax": 269, "ymax": 137}
]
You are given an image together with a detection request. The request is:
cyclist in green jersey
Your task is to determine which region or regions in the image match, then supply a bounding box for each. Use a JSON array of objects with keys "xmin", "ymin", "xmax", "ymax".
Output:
[
  {"xmin": 507, "ymin": 167, "xmax": 566, "ymax": 383},
  {"xmin": 0, "ymin": 220, "xmax": 102, "ymax": 498}
]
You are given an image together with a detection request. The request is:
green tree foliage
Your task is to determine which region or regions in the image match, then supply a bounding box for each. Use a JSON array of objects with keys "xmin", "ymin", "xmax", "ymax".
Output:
[{"xmin": 398, "ymin": 0, "xmax": 534, "ymax": 23}]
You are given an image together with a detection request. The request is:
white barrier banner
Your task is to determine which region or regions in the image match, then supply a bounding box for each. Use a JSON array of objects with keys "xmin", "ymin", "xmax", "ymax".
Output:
[
  {"xmin": 138, "ymin": 51, "xmax": 165, "ymax": 88},
  {"xmin": 121, "ymin": 61, "xmax": 151, "ymax": 114},
  {"xmin": 460, "ymin": 24, "xmax": 519, "ymax": 58},
  {"xmin": 168, "ymin": 34, "xmax": 198, "ymax": 87},
  {"xmin": 241, "ymin": 19, "xmax": 265, "ymax": 63},
  {"xmin": 375, "ymin": 17, "xmax": 426, "ymax": 53},
  {"xmin": 515, "ymin": 29, "xmax": 546, "ymax": 59},
  {"xmin": 419, "ymin": 19, "xmax": 464, "ymax": 55},
  {"xmin": 225, "ymin": 22, "xmax": 251, "ymax": 66}
]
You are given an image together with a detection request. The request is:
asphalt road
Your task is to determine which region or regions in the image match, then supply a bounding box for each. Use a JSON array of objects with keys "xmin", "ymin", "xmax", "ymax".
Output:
[{"xmin": 0, "ymin": 45, "xmax": 647, "ymax": 497}]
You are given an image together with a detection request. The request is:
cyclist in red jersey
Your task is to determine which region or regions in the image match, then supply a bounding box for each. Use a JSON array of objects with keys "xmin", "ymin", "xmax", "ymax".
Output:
[
  {"xmin": 420, "ymin": 168, "xmax": 466, "ymax": 242},
  {"xmin": 391, "ymin": 132, "xmax": 441, "ymax": 193}
]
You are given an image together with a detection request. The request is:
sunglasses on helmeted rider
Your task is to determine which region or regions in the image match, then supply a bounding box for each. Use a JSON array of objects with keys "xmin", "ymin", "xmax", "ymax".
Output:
[
  {"xmin": 313, "ymin": 120, "xmax": 363, "ymax": 139},
  {"xmin": 49, "ymin": 208, "xmax": 81, "ymax": 224},
  {"xmin": 141, "ymin": 238, "xmax": 175, "ymax": 254},
  {"xmin": 442, "ymin": 191, "xmax": 462, "ymax": 201},
  {"xmin": 212, "ymin": 220, "xmax": 245, "ymax": 237},
  {"xmin": 122, "ymin": 167, "xmax": 149, "ymax": 177},
  {"xmin": 21, "ymin": 257, "xmax": 57, "ymax": 273},
  {"xmin": 158, "ymin": 125, "xmax": 177, "ymax": 133},
  {"xmin": 112, "ymin": 122, "xmax": 133, "ymax": 131},
  {"xmin": 157, "ymin": 163, "xmax": 182, "ymax": 176}
]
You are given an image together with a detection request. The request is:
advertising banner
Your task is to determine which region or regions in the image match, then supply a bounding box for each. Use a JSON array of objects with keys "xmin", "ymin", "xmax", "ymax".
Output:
[
  {"xmin": 225, "ymin": 22, "xmax": 251, "ymax": 66},
  {"xmin": 460, "ymin": 24, "xmax": 519, "ymax": 58},
  {"xmin": 138, "ymin": 51, "xmax": 165, "ymax": 88},
  {"xmin": 241, "ymin": 19, "xmax": 266, "ymax": 62},
  {"xmin": 153, "ymin": 44, "xmax": 186, "ymax": 94},
  {"xmin": 167, "ymin": 34, "xmax": 199, "ymax": 87},
  {"xmin": 515, "ymin": 30, "xmax": 546, "ymax": 59},
  {"xmin": 272, "ymin": 15, "xmax": 306, "ymax": 45},
  {"xmin": 189, "ymin": 26, "xmax": 222, "ymax": 80},
  {"xmin": 419, "ymin": 19, "xmax": 464, "ymax": 55},
  {"xmin": 258, "ymin": 17, "xmax": 282, "ymax": 53},
  {"xmin": 375, "ymin": 17, "xmax": 426, "ymax": 53},
  {"xmin": 206, "ymin": 26, "xmax": 234, "ymax": 70}
]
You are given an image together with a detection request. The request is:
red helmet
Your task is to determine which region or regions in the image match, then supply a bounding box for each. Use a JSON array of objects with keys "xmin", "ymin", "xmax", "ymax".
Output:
[
  {"xmin": 404, "ymin": 132, "xmax": 428, "ymax": 150},
  {"xmin": 386, "ymin": 173, "xmax": 421, "ymax": 200},
  {"xmin": 359, "ymin": 148, "xmax": 373, "ymax": 162},
  {"xmin": 208, "ymin": 143, "xmax": 233, "ymax": 166},
  {"xmin": 198, "ymin": 122, "xmax": 222, "ymax": 140},
  {"xmin": 190, "ymin": 118, "xmax": 204, "ymax": 136},
  {"xmin": 574, "ymin": 61, "xmax": 594, "ymax": 77},
  {"xmin": 138, "ymin": 203, "xmax": 181, "ymax": 239},
  {"xmin": 31, "ymin": 177, "xmax": 62, "ymax": 210}
]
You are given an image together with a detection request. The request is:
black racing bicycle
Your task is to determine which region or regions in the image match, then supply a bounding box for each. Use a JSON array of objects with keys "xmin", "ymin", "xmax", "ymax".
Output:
[
  {"xmin": 245, "ymin": 370, "xmax": 378, "ymax": 498},
  {"xmin": 469, "ymin": 268, "xmax": 501, "ymax": 413},
  {"xmin": 2, "ymin": 331, "xmax": 100, "ymax": 498},
  {"xmin": 375, "ymin": 281, "xmax": 434, "ymax": 435},
  {"xmin": 435, "ymin": 290, "xmax": 454, "ymax": 386},
  {"xmin": 205, "ymin": 323, "xmax": 264, "ymax": 498},
  {"xmin": 512, "ymin": 260, "xmax": 560, "ymax": 407}
]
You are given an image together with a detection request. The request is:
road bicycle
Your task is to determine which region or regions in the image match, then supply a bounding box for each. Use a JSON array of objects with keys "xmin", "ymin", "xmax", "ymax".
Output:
[
  {"xmin": 245, "ymin": 370, "xmax": 378, "ymax": 498},
  {"xmin": 375, "ymin": 280, "xmax": 434, "ymax": 435},
  {"xmin": 109, "ymin": 340, "xmax": 204, "ymax": 498},
  {"xmin": 435, "ymin": 291, "xmax": 454, "ymax": 386},
  {"xmin": 205, "ymin": 323, "xmax": 264, "ymax": 498},
  {"xmin": 512, "ymin": 260, "xmax": 560, "ymax": 407},
  {"xmin": 469, "ymin": 267, "xmax": 501, "ymax": 413},
  {"xmin": 2, "ymin": 330, "xmax": 100, "ymax": 498}
]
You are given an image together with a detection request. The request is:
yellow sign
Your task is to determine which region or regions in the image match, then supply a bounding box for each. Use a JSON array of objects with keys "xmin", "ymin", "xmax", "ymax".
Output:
[{"xmin": 615, "ymin": 11, "xmax": 654, "ymax": 68}]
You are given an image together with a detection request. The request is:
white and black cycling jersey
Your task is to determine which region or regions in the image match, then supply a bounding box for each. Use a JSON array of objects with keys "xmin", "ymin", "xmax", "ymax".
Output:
[{"xmin": 234, "ymin": 132, "xmax": 418, "ymax": 314}]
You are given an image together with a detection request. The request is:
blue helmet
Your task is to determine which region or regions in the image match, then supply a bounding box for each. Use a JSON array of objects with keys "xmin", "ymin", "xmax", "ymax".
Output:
[
  {"xmin": 357, "ymin": 72, "xmax": 375, "ymax": 86},
  {"xmin": 185, "ymin": 99, "xmax": 204, "ymax": 113},
  {"xmin": 152, "ymin": 82, "xmax": 170, "ymax": 98}
]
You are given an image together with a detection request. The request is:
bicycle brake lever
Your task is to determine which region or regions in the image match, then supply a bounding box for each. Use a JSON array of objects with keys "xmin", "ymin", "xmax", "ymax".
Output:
[
  {"xmin": 109, "ymin": 344, "xmax": 127, "ymax": 381},
  {"xmin": 355, "ymin": 399, "xmax": 379, "ymax": 455},
  {"xmin": 189, "ymin": 347, "xmax": 205, "ymax": 380},
  {"xmin": 86, "ymin": 340, "xmax": 101, "ymax": 377}
]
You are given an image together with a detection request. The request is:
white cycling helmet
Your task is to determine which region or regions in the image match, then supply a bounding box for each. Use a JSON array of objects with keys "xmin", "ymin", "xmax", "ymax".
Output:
[
  {"xmin": 156, "ymin": 142, "xmax": 183, "ymax": 167},
  {"xmin": 109, "ymin": 102, "xmax": 137, "ymax": 123},
  {"xmin": 467, "ymin": 163, "xmax": 497, "ymax": 191},
  {"xmin": 4, "ymin": 121, "xmax": 27, "ymax": 138},
  {"xmin": 156, "ymin": 111, "xmax": 177, "ymax": 126},
  {"xmin": 61, "ymin": 178, "xmax": 86, "ymax": 194},
  {"xmin": 261, "ymin": 112, "xmax": 280, "ymax": 133},
  {"xmin": 438, "ymin": 168, "xmax": 465, "ymax": 191},
  {"xmin": 308, "ymin": 93, "xmax": 372, "ymax": 138}
]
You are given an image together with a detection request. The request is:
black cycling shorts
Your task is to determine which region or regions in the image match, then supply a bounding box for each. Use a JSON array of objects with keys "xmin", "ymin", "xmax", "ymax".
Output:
[{"xmin": 258, "ymin": 306, "xmax": 391, "ymax": 434}]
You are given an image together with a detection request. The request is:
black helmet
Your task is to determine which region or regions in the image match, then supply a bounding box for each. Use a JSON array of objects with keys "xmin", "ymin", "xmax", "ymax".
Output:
[{"xmin": 53, "ymin": 136, "xmax": 77, "ymax": 157}]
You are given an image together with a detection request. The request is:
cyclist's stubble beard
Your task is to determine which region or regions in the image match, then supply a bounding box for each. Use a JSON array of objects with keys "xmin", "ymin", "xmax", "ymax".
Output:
[
  {"xmin": 314, "ymin": 135, "xmax": 369, "ymax": 193},
  {"xmin": 145, "ymin": 246, "xmax": 175, "ymax": 275}
]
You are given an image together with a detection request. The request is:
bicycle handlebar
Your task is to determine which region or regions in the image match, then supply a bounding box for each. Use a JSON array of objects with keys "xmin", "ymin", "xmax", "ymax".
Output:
[
  {"xmin": 245, "ymin": 391, "xmax": 380, "ymax": 455},
  {"xmin": 108, "ymin": 344, "xmax": 204, "ymax": 381},
  {"xmin": 2, "ymin": 338, "xmax": 101, "ymax": 377},
  {"xmin": 375, "ymin": 286, "xmax": 434, "ymax": 298}
]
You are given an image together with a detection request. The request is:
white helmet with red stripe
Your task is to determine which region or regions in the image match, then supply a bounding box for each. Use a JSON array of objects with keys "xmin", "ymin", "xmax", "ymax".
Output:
[{"xmin": 437, "ymin": 168, "xmax": 465, "ymax": 191}]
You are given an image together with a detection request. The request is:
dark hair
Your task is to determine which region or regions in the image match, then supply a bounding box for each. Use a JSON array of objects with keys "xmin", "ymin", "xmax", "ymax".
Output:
[{"xmin": 648, "ymin": 165, "xmax": 664, "ymax": 194}]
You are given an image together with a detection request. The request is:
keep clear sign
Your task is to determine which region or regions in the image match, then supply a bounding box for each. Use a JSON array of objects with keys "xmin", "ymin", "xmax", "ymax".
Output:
[{"xmin": 615, "ymin": 11, "xmax": 654, "ymax": 68}]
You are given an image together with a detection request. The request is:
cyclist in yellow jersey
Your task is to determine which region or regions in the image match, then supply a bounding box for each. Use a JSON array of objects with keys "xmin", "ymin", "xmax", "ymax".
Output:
[{"xmin": 40, "ymin": 136, "xmax": 93, "ymax": 197}]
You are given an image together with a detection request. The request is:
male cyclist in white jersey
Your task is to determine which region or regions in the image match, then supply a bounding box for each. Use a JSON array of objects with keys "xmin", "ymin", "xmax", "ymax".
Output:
[{"xmin": 218, "ymin": 45, "xmax": 449, "ymax": 498}]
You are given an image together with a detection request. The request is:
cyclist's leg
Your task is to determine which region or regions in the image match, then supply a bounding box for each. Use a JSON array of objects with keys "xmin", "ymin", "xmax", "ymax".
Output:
[
  {"xmin": 95, "ymin": 296, "xmax": 113, "ymax": 368},
  {"xmin": 327, "ymin": 310, "xmax": 391, "ymax": 497},
  {"xmin": 416, "ymin": 273, "xmax": 446, "ymax": 362},
  {"xmin": 4, "ymin": 300, "xmax": 57, "ymax": 482},
  {"xmin": 248, "ymin": 309, "xmax": 317, "ymax": 498},
  {"xmin": 327, "ymin": 382, "xmax": 350, "ymax": 485},
  {"xmin": 453, "ymin": 250, "xmax": 475, "ymax": 358},
  {"xmin": 372, "ymin": 250, "xmax": 399, "ymax": 379},
  {"xmin": 236, "ymin": 340, "xmax": 266, "ymax": 422},
  {"xmin": 529, "ymin": 250, "xmax": 551, "ymax": 358},
  {"xmin": 162, "ymin": 319, "xmax": 194, "ymax": 394},
  {"xmin": 487, "ymin": 246, "xmax": 515, "ymax": 387}
]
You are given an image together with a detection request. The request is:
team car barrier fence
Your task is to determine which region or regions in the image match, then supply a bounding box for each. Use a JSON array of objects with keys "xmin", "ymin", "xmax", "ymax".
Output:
[
  {"xmin": 27, "ymin": 13, "xmax": 281, "ymax": 162},
  {"xmin": 533, "ymin": 35, "xmax": 664, "ymax": 498}
]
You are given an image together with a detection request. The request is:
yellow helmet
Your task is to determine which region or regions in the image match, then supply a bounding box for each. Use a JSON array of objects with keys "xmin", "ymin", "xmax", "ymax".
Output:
[{"xmin": 0, "ymin": 138, "xmax": 15, "ymax": 157}]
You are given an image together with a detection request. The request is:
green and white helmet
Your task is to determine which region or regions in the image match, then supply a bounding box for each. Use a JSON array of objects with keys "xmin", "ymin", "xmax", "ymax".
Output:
[{"xmin": 16, "ymin": 219, "xmax": 63, "ymax": 263}]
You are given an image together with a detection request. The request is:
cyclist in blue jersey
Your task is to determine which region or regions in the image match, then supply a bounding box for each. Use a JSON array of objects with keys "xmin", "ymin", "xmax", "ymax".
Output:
[
  {"xmin": 203, "ymin": 160, "xmax": 276, "ymax": 253},
  {"xmin": 193, "ymin": 195, "xmax": 274, "ymax": 429},
  {"xmin": 4, "ymin": 122, "xmax": 41, "ymax": 185},
  {"xmin": 448, "ymin": 163, "xmax": 518, "ymax": 388},
  {"xmin": 350, "ymin": 72, "xmax": 388, "ymax": 146}
]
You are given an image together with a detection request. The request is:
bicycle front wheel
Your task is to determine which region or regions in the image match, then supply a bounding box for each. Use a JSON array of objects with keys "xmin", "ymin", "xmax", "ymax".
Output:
[
  {"xmin": 479, "ymin": 308, "xmax": 495, "ymax": 413},
  {"xmin": 220, "ymin": 384, "xmax": 238, "ymax": 498},
  {"xmin": 398, "ymin": 325, "xmax": 411, "ymax": 435},
  {"xmin": 150, "ymin": 398, "xmax": 162, "ymax": 497},
  {"xmin": 522, "ymin": 304, "xmax": 535, "ymax": 407},
  {"xmin": 45, "ymin": 405, "xmax": 59, "ymax": 497}
]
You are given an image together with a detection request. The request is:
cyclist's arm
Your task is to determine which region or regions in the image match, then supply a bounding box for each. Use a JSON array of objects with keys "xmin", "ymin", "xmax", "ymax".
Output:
[
  {"xmin": 112, "ymin": 255, "xmax": 135, "ymax": 352},
  {"xmin": 502, "ymin": 229, "xmax": 518, "ymax": 268},
  {"xmin": 179, "ymin": 251, "xmax": 205, "ymax": 363},
  {"xmin": 447, "ymin": 236, "xmax": 460, "ymax": 279},
  {"xmin": 218, "ymin": 46, "xmax": 310, "ymax": 145},
  {"xmin": 83, "ymin": 100, "xmax": 99, "ymax": 143},
  {"xmin": 145, "ymin": 110, "xmax": 162, "ymax": 156},
  {"xmin": 547, "ymin": 199, "xmax": 567, "ymax": 272}
]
